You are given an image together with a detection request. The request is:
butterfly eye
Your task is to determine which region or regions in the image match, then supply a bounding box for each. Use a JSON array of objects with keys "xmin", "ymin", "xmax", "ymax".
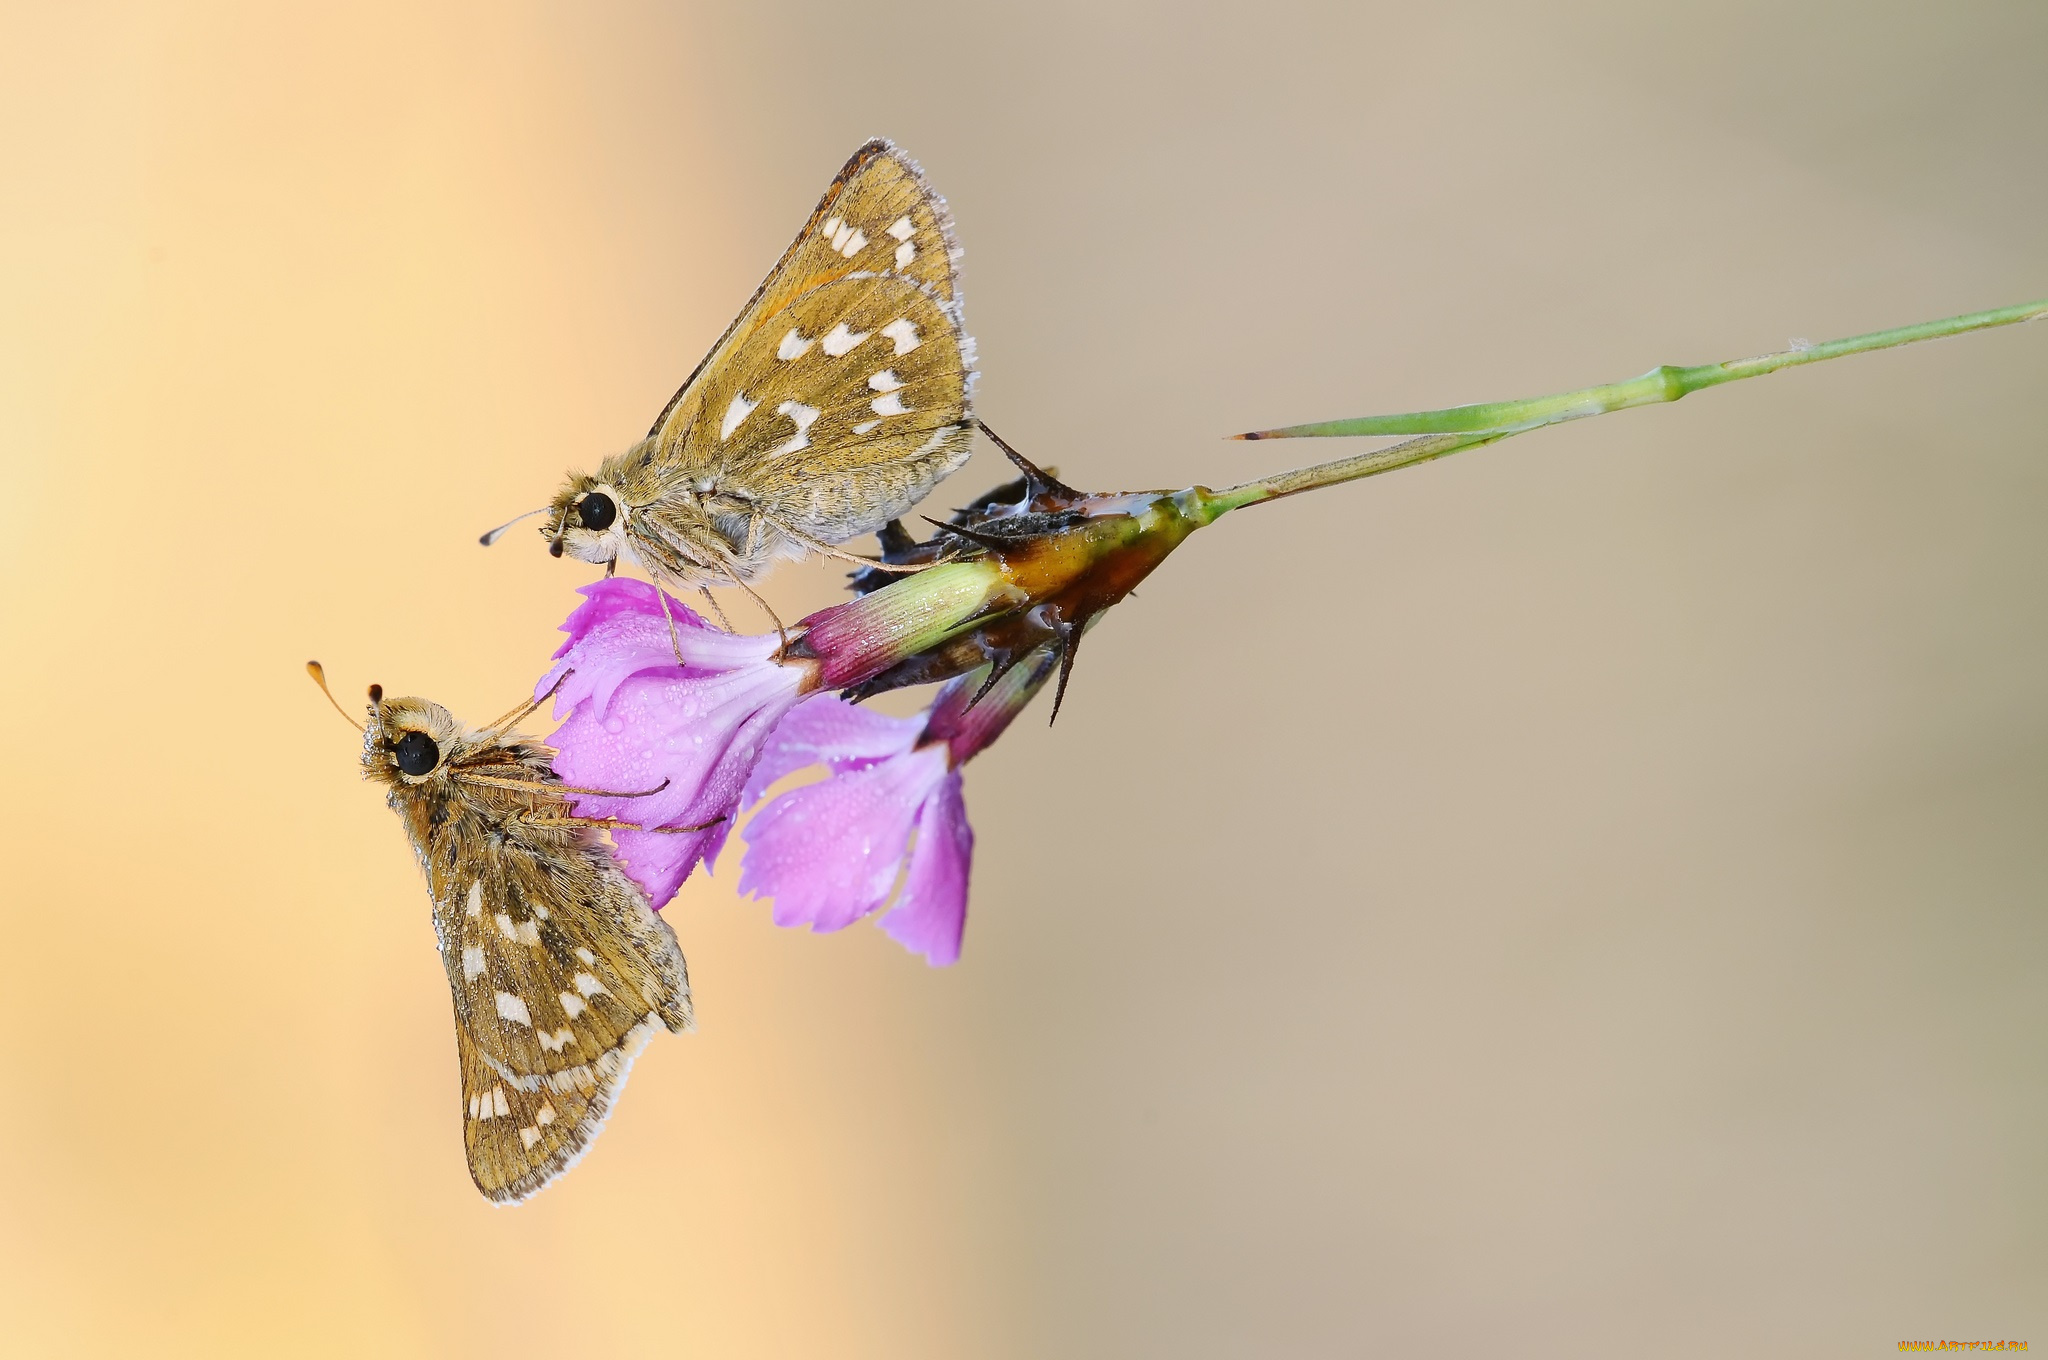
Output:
[
  {"xmin": 577, "ymin": 493, "xmax": 617, "ymax": 531},
  {"xmin": 394, "ymin": 731, "xmax": 439, "ymax": 776}
]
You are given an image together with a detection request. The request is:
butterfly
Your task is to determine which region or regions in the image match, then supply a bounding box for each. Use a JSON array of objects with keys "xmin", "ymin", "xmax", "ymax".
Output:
[
  {"xmin": 311, "ymin": 662, "xmax": 702, "ymax": 1203},
  {"xmin": 485, "ymin": 138, "xmax": 976, "ymax": 621}
]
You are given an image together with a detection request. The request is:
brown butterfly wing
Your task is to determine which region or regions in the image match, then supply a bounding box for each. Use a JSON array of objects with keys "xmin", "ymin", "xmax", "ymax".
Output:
[
  {"xmin": 677, "ymin": 274, "xmax": 974, "ymax": 543},
  {"xmin": 424, "ymin": 795, "xmax": 692, "ymax": 1203},
  {"xmin": 645, "ymin": 138, "xmax": 964, "ymax": 447},
  {"xmin": 637, "ymin": 140, "xmax": 973, "ymax": 544}
]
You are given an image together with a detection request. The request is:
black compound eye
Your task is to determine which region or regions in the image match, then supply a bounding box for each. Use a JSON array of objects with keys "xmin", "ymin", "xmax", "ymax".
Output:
[
  {"xmin": 577, "ymin": 492, "xmax": 617, "ymax": 531},
  {"xmin": 394, "ymin": 730, "xmax": 439, "ymax": 776}
]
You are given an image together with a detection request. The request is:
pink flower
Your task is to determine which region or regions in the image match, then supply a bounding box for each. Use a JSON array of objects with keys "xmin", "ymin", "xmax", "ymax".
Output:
[
  {"xmin": 536, "ymin": 580, "xmax": 811, "ymax": 907},
  {"xmin": 534, "ymin": 438, "xmax": 1193, "ymax": 931},
  {"xmin": 736, "ymin": 651, "xmax": 1053, "ymax": 966},
  {"xmin": 534, "ymin": 551, "xmax": 1020, "ymax": 909}
]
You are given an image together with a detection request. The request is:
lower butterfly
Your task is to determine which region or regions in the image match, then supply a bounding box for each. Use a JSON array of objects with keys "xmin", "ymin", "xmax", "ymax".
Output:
[{"xmin": 310, "ymin": 662, "xmax": 709, "ymax": 1203}]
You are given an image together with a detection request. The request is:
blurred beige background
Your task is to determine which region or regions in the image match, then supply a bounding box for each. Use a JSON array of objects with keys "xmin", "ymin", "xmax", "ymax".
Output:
[{"xmin": 2, "ymin": 2, "xmax": 2044, "ymax": 1355}]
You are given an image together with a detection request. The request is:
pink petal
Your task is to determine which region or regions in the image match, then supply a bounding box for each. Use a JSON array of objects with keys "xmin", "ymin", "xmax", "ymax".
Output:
[
  {"xmin": 547, "ymin": 654, "xmax": 807, "ymax": 908},
  {"xmin": 550, "ymin": 578, "xmax": 710, "ymax": 661},
  {"xmin": 738, "ymin": 745, "xmax": 949, "ymax": 934},
  {"xmin": 740, "ymin": 694, "xmax": 922, "ymax": 810},
  {"xmin": 880, "ymin": 769, "xmax": 973, "ymax": 966},
  {"xmin": 604, "ymin": 822, "xmax": 730, "ymax": 910},
  {"xmin": 538, "ymin": 600, "xmax": 782, "ymax": 720}
]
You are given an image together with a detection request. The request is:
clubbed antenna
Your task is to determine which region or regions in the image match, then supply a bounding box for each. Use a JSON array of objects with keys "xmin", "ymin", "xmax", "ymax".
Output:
[
  {"xmin": 478, "ymin": 507, "xmax": 550, "ymax": 547},
  {"xmin": 306, "ymin": 661, "xmax": 365, "ymax": 732}
]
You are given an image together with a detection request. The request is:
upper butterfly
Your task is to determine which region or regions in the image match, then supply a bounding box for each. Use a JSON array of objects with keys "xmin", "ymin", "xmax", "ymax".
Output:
[{"xmin": 502, "ymin": 139, "xmax": 975, "ymax": 596}]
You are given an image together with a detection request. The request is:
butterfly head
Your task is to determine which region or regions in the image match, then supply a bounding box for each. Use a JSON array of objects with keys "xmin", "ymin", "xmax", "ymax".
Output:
[
  {"xmin": 546, "ymin": 473, "xmax": 628, "ymax": 568},
  {"xmin": 361, "ymin": 689, "xmax": 465, "ymax": 788}
]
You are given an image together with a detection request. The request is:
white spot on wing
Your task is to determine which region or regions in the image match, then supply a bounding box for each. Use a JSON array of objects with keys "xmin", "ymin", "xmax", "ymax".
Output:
[
  {"xmin": 821, "ymin": 215, "xmax": 842, "ymax": 240},
  {"xmin": 461, "ymin": 945, "xmax": 485, "ymax": 980},
  {"xmin": 494, "ymin": 1087, "xmax": 508, "ymax": 1116},
  {"xmin": 886, "ymin": 215, "xmax": 915, "ymax": 241},
  {"xmin": 574, "ymin": 972, "xmax": 606, "ymax": 998},
  {"xmin": 867, "ymin": 369, "xmax": 905, "ymax": 393},
  {"xmin": 852, "ymin": 420, "xmax": 880, "ymax": 436},
  {"xmin": 493, "ymin": 913, "xmax": 538, "ymax": 945},
  {"xmin": 720, "ymin": 392, "xmax": 758, "ymax": 441},
  {"xmin": 894, "ymin": 241, "xmax": 915, "ymax": 269},
  {"xmin": 870, "ymin": 392, "xmax": 908, "ymax": 417},
  {"xmin": 465, "ymin": 882, "xmax": 483, "ymax": 918},
  {"xmin": 768, "ymin": 399, "xmax": 821, "ymax": 457},
  {"xmin": 840, "ymin": 228, "xmax": 867, "ymax": 257},
  {"xmin": 519, "ymin": 1126, "xmax": 542, "ymax": 1149},
  {"xmin": 776, "ymin": 328, "xmax": 812, "ymax": 361},
  {"xmin": 559, "ymin": 992, "xmax": 587, "ymax": 1018},
  {"xmin": 880, "ymin": 318, "xmax": 920, "ymax": 356},
  {"xmin": 574, "ymin": 948, "xmax": 595, "ymax": 965},
  {"xmin": 536, "ymin": 1102, "xmax": 556, "ymax": 1126},
  {"xmin": 537, "ymin": 1027, "xmax": 576, "ymax": 1053},
  {"xmin": 820, "ymin": 323, "xmax": 869, "ymax": 357},
  {"xmin": 494, "ymin": 991, "xmax": 533, "ymax": 1027}
]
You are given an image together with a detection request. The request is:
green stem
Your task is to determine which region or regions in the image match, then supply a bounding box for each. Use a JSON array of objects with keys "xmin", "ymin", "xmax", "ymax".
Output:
[
  {"xmin": 1233, "ymin": 298, "xmax": 2047, "ymax": 441},
  {"xmin": 1196, "ymin": 428, "xmax": 1513, "ymax": 517},
  {"xmin": 1200, "ymin": 296, "xmax": 2045, "ymax": 515}
]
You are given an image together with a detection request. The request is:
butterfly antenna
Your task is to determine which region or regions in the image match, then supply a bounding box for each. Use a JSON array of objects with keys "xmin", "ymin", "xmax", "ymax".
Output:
[
  {"xmin": 306, "ymin": 661, "xmax": 365, "ymax": 732},
  {"xmin": 546, "ymin": 505, "xmax": 574, "ymax": 558},
  {"xmin": 478, "ymin": 507, "xmax": 551, "ymax": 547}
]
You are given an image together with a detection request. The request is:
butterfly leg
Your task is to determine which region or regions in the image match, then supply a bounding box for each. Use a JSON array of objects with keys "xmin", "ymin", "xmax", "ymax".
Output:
[
  {"xmin": 766, "ymin": 513, "xmax": 926, "ymax": 573},
  {"xmin": 696, "ymin": 587, "xmax": 733, "ymax": 633},
  {"xmin": 456, "ymin": 771, "xmax": 672, "ymax": 799},
  {"xmin": 629, "ymin": 525, "xmax": 724, "ymax": 659},
  {"xmin": 525, "ymin": 814, "xmax": 725, "ymax": 835},
  {"xmin": 655, "ymin": 589, "xmax": 689, "ymax": 666},
  {"xmin": 480, "ymin": 672, "xmax": 571, "ymax": 738},
  {"xmin": 692, "ymin": 535, "xmax": 789, "ymax": 655}
]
